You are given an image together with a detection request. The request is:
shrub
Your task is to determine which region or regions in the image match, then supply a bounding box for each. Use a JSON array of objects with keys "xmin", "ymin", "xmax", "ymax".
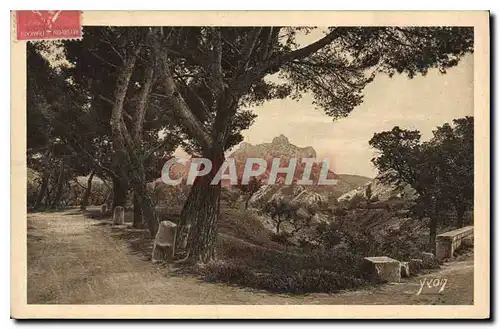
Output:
[
  {"xmin": 222, "ymin": 187, "xmax": 241, "ymax": 207},
  {"xmin": 313, "ymin": 218, "xmax": 429, "ymax": 263},
  {"xmin": 315, "ymin": 222, "xmax": 343, "ymax": 249},
  {"xmin": 365, "ymin": 184, "xmax": 372, "ymax": 201},
  {"xmin": 269, "ymin": 232, "xmax": 294, "ymax": 247},
  {"xmin": 348, "ymin": 194, "xmax": 364, "ymax": 209},
  {"xmin": 332, "ymin": 207, "xmax": 348, "ymax": 217},
  {"xmin": 201, "ymin": 256, "xmax": 367, "ymax": 294},
  {"xmin": 376, "ymin": 226, "xmax": 426, "ymax": 260},
  {"xmin": 297, "ymin": 237, "xmax": 320, "ymax": 252},
  {"xmin": 421, "ymin": 256, "xmax": 440, "ymax": 269},
  {"xmin": 209, "ymin": 231, "xmax": 366, "ymax": 293},
  {"xmin": 263, "ymin": 198, "xmax": 299, "ymax": 234},
  {"xmin": 202, "ymin": 261, "xmax": 253, "ymax": 284}
]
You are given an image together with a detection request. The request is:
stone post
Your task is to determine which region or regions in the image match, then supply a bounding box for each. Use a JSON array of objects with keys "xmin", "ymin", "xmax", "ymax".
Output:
[
  {"xmin": 152, "ymin": 221, "xmax": 177, "ymax": 263},
  {"xmin": 112, "ymin": 206, "xmax": 125, "ymax": 225}
]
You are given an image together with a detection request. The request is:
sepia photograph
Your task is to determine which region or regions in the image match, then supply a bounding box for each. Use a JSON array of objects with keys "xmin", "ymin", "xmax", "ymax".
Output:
[{"xmin": 11, "ymin": 11, "xmax": 490, "ymax": 319}]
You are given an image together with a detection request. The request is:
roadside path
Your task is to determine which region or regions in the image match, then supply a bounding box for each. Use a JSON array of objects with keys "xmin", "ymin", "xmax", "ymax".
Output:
[{"xmin": 27, "ymin": 210, "xmax": 473, "ymax": 305}]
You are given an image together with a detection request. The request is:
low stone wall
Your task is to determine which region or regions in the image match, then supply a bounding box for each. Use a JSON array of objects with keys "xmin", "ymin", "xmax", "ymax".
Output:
[{"xmin": 435, "ymin": 226, "xmax": 473, "ymax": 261}]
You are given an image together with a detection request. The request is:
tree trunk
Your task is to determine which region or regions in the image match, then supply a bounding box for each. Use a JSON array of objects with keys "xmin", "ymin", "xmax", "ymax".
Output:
[
  {"xmin": 184, "ymin": 177, "xmax": 221, "ymax": 264},
  {"xmin": 429, "ymin": 216, "xmax": 437, "ymax": 245},
  {"xmin": 112, "ymin": 176, "xmax": 128, "ymax": 210},
  {"xmin": 34, "ymin": 171, "xmax": 50, "ymax": 210},
  {"xmin": 113, "ymin": 151, "xmax": 158, "ymax": 237},
  {"xmin": 456, "ymin": 204, "xmax": 466, "ymax": 228},
  {"xmin": 132, "ymin": 181, "xmax": 158, "ymax": 238},
  {"xmin": 124, "ymin": 154, "xmax": 159, "ymax": 237},
  {"xmin": 34, "ymin": 148, "xmax": 52, "ymax": 210},
  {"xmin": 180, "ymin": 150, "xmax": 224, "ymax": 264},
  {"xmin": 50, "ymin": 160, "xmax": 66, "ymax": 209},
  {"xmin": 175, "ymin": 179, "xmax": 202, "ymax": 250},
  {"xmin": 133, "ymin": 192, "xmax": 144, "ymax": 229},
  {"xmin": 44, "ymin": 183, "xmax": 53, "ymax": 208},
  {"xmin": 80, "ymin": 171, "xmax": 95, "ymax": 211}
]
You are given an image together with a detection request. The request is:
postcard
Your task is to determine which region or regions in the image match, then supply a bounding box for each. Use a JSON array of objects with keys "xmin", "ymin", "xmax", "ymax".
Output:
[{"xmin": 11, "ymin": 10, "xmax": 490, "ymax": 319}]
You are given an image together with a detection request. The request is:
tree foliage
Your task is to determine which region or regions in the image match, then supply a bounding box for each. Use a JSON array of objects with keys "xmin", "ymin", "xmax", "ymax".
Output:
[
  {"xmin": 369, "ymin": 116, "xmax": 474, "ymax": 242},
  {"xmin": 263, "ymin": 198, "xmax": 299, "ymax": 234},
  {"xmin": 236, "ymin": 177, "xmax": 263, "ymax": 209}
]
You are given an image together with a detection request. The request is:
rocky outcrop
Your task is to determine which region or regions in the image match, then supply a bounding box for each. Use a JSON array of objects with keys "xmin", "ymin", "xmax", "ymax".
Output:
[
  {"xmin": 229, "ymin": 135, "xmax": 339, "ymax": 184},
  {"xmin": 337, "ymin": 177, "xmax": 418, "ymax": 203},
  {"xmin": 234, "ymin": 134, "xmax": 317, "ymax": 160}
]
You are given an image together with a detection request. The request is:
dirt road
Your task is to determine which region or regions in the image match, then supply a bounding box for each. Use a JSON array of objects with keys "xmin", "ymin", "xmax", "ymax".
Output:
[{"xmin": 27, "ymin": 210, "xmax": 473, "ymax": 305}]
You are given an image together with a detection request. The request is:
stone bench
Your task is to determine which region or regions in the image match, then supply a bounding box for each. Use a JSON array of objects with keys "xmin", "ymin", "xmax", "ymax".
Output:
[
  {"xmin": 363, "ymin": 256, "xmax": 401, "ymax": 283},
  {"xmin": 436, "ymin": 226, "xmax": 473, "ymax": 261}
]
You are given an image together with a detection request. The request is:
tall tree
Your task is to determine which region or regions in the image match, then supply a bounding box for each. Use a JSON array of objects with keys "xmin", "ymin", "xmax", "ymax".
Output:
[
  {"xmin": 27, "ymin": 42, "xmax": 91, "ymax": 209},
  {"xmin": 150, "ymin": 27, "xmax": 473, "ymax": 263},
  {"xmin": 369, "ymin": 118, "xmax": 474, "ymax": 243},
  {"xmin": 63, "ymin": 27, "xmax": 182, "ymax": 236},
  {"xmin": 430, "ymin": 117, "xmax": 474, "ymax": 227},
  {"xmin": 369, "ymin": 126, "xmax": 442, "ymax": 243},
  {"xmin": 236, "ymin": 177, "xmax": 263, "ymax": 210}
]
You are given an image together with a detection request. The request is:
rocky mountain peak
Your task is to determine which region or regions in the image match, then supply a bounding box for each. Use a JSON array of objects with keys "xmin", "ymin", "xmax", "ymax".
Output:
[
  {"xmin": 272, "ymin": 134, "xmax": 290, "ymax": 145},
  {"xmin": 232, "ymin": 135, "xmax": 317, "ymax": 160}
]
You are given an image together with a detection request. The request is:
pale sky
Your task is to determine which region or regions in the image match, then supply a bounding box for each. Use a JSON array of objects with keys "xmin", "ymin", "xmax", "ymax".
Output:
[{"xmin": 239, "ymin": 53, "xmax": 474, "ymax": 178}]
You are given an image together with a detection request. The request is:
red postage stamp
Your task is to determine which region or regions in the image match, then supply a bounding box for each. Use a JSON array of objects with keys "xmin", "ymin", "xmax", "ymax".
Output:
[{"xmin": 15, "ymin": 10, "xmax": 82, "ymax": 41}]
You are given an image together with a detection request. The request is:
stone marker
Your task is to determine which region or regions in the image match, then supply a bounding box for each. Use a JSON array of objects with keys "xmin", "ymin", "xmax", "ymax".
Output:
[
  {"xmin": 420, "ymin": 251, "xmax": 439, "ymax": 269},
  {"xmin": 409, "ymin": 258, "xmax": 423, "ymax": 275},
  {"xmin": 152, "ymin": 221, "xmax": 177, "ymax": 263},
  {"xmin": 112, "ymin": 206, "xmax": 125, "ymax": 225},
  {"xmin": 400, "ymin": 261, "xmax": 410, "ymax": 277},
  {"xmin": 363, "ymin": 256, "xmax": 401, "ymax": 283},
  {"xmin": 101, "ymin": 204, "xmax": 107, "ymax": 214}
]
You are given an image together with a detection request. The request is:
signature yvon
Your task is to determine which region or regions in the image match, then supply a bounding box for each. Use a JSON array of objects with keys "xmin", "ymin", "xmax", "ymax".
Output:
[{"xmin": 417, "ymin": 277, "xmax": 448, "ymax": 295}]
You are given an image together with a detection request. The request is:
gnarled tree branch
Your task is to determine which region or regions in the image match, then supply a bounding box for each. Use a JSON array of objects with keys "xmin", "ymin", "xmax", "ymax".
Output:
[
  {"xmin": 134, "ymin": 58, "xmax": 156, "ymax": 143},
  {"xmin": 157, "ymin": 49, "xmax": 212, "ymax": 153}
]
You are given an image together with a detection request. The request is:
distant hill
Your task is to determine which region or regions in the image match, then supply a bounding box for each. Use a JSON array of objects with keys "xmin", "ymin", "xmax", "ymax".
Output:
[{"xmin": 336, "ymin": 174, "xmax": 373, "ymax": 188}]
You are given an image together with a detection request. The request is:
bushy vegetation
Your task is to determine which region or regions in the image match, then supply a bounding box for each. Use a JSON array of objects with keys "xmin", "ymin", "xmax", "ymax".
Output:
[
  {"xmin": 199, "ymin": 202, "xmax": 446, "ymax": 294},
  {"xmin": 27, "ymin": 172, "xmax": 111, "ymax": 210},
  {"xmin": 203, "ymin": 235, "xmax": 367, "ymax": 294},
  {"xmin": 202, "ymin": 261, "xmax": 365, "ymax": 294},
  {"xmin": 370, "ymin": 118, "xmax": 474, "ymax": 243},
  {"xmin": 315, "ymin": 218, "xmax": 431, "ymax": 260}
]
